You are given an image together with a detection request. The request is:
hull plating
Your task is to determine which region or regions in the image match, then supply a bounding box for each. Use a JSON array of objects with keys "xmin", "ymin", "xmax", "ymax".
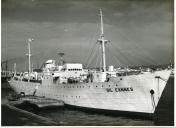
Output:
[{"xmin": 9, "ymin": 70, "xmax": 171, "ymax": 114}]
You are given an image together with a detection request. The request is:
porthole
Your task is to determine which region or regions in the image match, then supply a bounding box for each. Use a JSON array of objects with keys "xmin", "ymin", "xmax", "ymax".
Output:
[
  {"xmin": 96, "ymin": 86, "xmax": 97, "ymax": 87},
  {"xmin": 109, "ymin": 85, "xmax": 110, "ymax": 87}
]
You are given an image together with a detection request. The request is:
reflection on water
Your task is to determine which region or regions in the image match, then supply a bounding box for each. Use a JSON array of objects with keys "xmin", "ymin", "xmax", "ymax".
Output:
[{"xmin": 38, "ymin": 107, "xmax": 154, "ymax": 126}]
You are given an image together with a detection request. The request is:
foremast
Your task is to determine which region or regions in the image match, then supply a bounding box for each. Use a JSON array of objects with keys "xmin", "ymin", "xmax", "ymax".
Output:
[{"xmin": 97, "ymin": 9, "xmax": 108, "ymax": 72}]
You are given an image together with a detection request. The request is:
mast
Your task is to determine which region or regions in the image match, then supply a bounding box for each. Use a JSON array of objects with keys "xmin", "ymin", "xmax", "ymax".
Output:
[
  {"xmin": 98, "ymin": 9, "xmax": 107, "ymax": 72},
  {"xmin": 14, "ymin": 63, "xmax": 16, "ymax": 75},
  {"xmin": 58, "ymin": 52, "xmax": 65, "ymax": 65},
  {"xmin": 26, "ymin": 38, "xmax": 33, "ymax": 73}
]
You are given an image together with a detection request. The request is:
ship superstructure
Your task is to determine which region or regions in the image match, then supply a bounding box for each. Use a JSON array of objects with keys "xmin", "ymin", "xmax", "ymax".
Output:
[{"xmin": 9, "ymin": 9, "xmax": 171, "ymax": 115}]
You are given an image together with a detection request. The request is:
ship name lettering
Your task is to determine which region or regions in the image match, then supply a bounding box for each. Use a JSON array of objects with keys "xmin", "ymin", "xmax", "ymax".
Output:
[
  {"xmin": 115, "ymin": 87, "xmax": 133, "ymax": 92},
  {"xmin": 106, "ymin": 87, "xmax": 133, "ymax": 92},
  {"xmin": 106, "ymin": 88, "xmax": 113, "ymax": 92}
]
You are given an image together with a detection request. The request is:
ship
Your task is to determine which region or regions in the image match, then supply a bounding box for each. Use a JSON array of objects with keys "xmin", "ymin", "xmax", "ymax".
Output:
[{"xmin": 8, "ymin": 9, "xmax": 171, "ymax": 116}]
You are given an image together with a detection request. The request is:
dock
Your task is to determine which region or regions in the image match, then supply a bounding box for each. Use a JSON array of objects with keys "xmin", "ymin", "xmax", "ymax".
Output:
[
  {"xmin": 8, "ymin": 95, "xmax": 64, "ymax": 108},
  {"xmin": 2, "ymin": 94, "xmax": 64, "ymax": 126}
]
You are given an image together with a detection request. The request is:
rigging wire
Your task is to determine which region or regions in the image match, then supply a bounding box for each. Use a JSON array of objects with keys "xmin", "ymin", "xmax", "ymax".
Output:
[
  {"xmin": 99, "ymin": 15, "xmax": 125, "ymax": 67},
  {"xmin": 105, "ymin": 44, "xmax": 121, "ymax": 67},
  {"xmin": 95, "ymin": 46, "xmax": 101, "ymax": 69},
  {"xmin": 84, "ymin": 21, "xmax": 100, "ymax": 67},
  {"xmin": 103, "ymin": 15, "xmax": 158, "ymax": 66},
  {"xmin": 95, "ymin": 49, "xmax": 100, "ymax": 69},
  {"xmin": 129, "ymin": 28, "xmax": 159, "ymax": 65},
  {"xmin": 86, "ymin": 44, "xmax": 99, "ymax": 68},
  {"xmin": 85, "ymin": 42, "xmax": 97, "ymax": 68},
  {"xmin": 103, "ymin": 16, "xmax": 133, "ymax": 66},
  {"xmin": 109, "ymin": 42, "xmax": 133, "ymax": 66},
  {"xmin": 85, "ymin": 11, "xmax": 159, "ymax": 69}
]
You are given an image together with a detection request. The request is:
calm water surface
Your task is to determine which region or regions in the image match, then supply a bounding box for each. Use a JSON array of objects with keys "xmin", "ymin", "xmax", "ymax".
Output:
[{"xmin": 37, "ymin": 107, "xmax": 154, "ymax": 126}]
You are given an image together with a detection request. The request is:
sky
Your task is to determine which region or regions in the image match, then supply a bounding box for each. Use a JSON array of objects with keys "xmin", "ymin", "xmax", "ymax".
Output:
[{"xmin": 1, "ymin": 0, "xmax": 174, "ymax": 71}]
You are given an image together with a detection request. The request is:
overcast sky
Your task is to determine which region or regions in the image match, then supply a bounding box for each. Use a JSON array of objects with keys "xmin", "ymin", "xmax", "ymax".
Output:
[{"xmin": 1, "ymin": 0, "xmax": 174, "ymax": 71}]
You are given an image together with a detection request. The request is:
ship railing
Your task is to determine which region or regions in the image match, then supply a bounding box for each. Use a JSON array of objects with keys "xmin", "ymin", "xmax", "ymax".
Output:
[{"xmin": 1, "ymin": 70, "xmax": 14, "ymax": 78}]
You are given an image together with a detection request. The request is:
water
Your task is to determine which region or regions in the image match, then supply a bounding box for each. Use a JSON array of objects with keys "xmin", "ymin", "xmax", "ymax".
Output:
[
  {"xmin": 1, "ymin": 76, "xmax": 174, "ymax": 126},
  {"xmin": 37, "ymin": 107, "xmax": 154, "ymax": 126}
]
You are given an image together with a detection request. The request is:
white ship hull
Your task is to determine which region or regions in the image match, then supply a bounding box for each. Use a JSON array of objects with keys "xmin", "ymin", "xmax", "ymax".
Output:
[{"xmin": 9, "ymin": 70, "xmax": 171, "ymax": 114}]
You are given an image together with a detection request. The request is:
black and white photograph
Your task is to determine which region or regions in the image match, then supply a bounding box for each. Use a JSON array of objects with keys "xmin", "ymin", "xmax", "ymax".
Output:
[{"xmin": 1, "ymin": 0, "xmax": 174, "ymax": 126}]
